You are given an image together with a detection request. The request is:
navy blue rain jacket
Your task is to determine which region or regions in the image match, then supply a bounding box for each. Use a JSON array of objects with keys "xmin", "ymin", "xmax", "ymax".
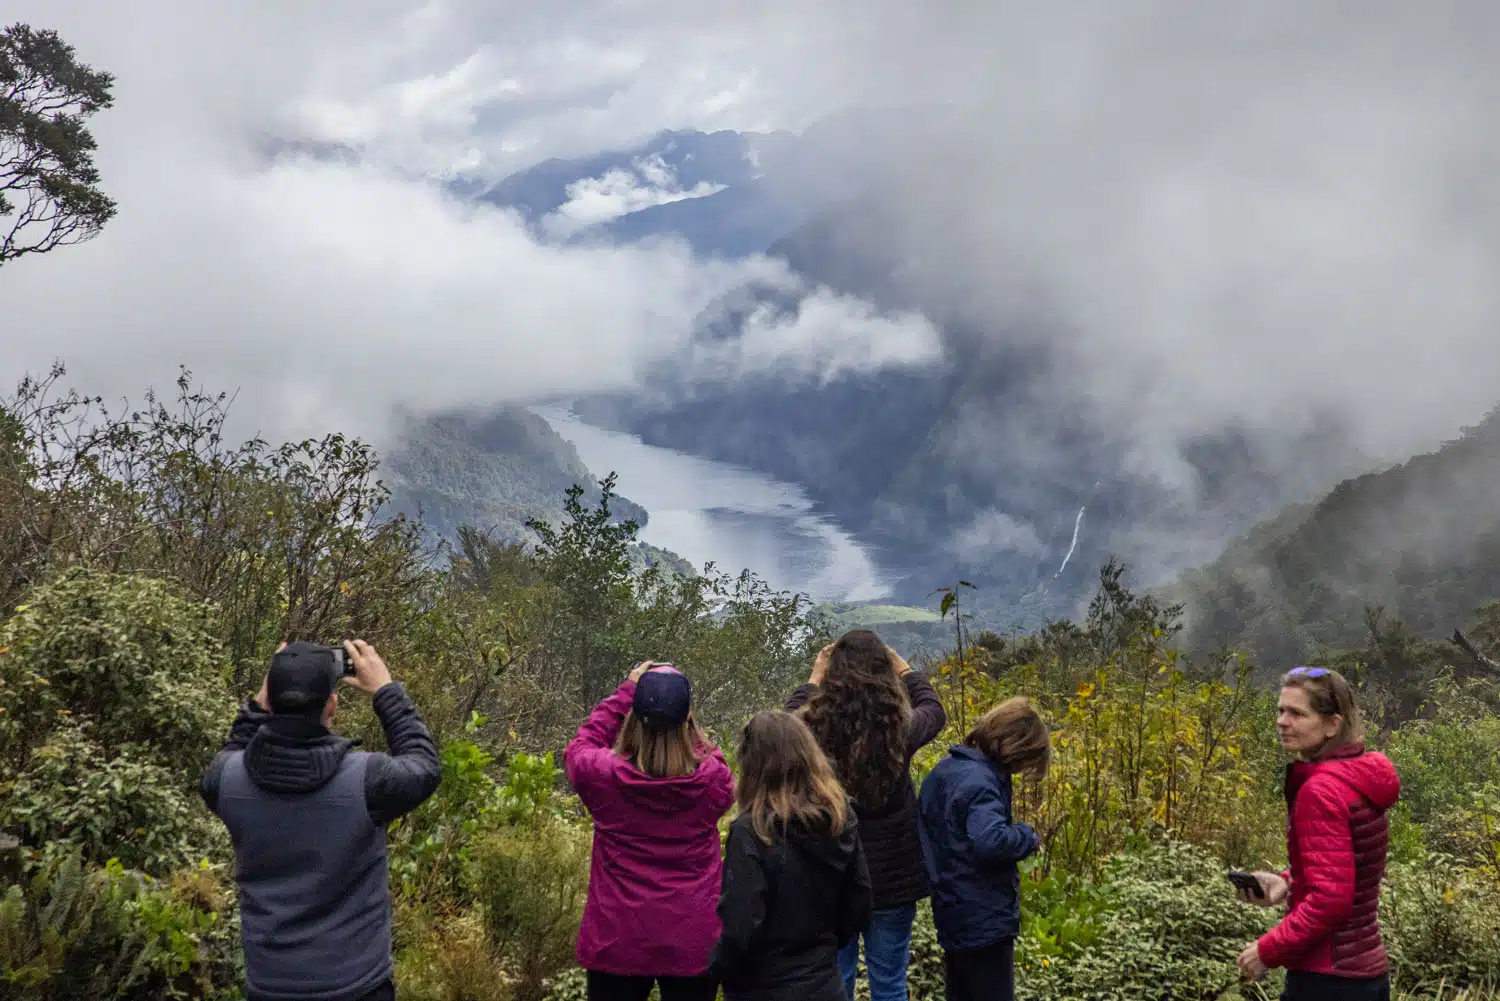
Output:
[{"xmin": 917, "ymin": 746, "xmax": 1039, "ymax": 950}]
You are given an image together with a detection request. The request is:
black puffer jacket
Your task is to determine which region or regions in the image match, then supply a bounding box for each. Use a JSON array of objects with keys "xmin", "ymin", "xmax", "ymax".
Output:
[
  {"xmin": 787, "ymin": 672, "xmax": 947, "ymax": 910},
  {"xmin": 199, "ymin": 682, "xmax": 441, "ymax": 826},
  {"xmin": 711, "ymin": 813, "xmax": 872, "ymax": 1001}
]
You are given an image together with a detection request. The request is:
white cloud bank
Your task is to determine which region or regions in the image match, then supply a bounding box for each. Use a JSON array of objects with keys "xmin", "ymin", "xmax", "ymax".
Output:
[
  {"xmin": 7, "ymin": 0, "xmax": 1500, "ymax": 483},
  {"xmin": 0, "ymin": 0, "xmax": 942, "ymax": 446}
]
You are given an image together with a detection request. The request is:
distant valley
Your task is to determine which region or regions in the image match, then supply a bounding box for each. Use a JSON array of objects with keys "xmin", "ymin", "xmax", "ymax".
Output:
[{"xmin": 385, "ymin": 113, "xmax": 1500, "ymax": 661}]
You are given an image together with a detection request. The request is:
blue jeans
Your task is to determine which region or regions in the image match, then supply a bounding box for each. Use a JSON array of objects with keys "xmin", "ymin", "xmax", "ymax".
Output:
[{"xmin": 839, "ymin": 903, "xmax": 917, "ymax": 1001}]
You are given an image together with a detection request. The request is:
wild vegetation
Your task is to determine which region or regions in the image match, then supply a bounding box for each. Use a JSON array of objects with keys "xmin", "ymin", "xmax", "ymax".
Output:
[
  {"xmin": 2, "ymin": 365, "xmax": 1500, "ymax": 1001},
  {"xmin": 4, "ymin": 20, "xmax": 1500, "ymax": 1001}
]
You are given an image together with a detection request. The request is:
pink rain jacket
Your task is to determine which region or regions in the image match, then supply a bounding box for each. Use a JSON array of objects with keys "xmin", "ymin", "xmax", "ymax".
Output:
[{"xmin": 564, "ymin": 679, "xmax": 735, "ymax": 976}]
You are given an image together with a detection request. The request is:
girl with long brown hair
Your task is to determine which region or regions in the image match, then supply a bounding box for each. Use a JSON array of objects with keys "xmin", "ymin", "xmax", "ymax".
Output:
[
  {"xmin": 1234, "ymin": 667, "xmax": 1400, "ymax": 1001},
  {"xmin": 565, "ymin": 662, "xmax": 735, "ymax": 1001},
  {"xmin": 787, "ymin": 629, "xmax": 947, "ymax": 1001},
  {"xmin": 711, "ymin": 711, "xmax": 873, "ymax": 1001}
]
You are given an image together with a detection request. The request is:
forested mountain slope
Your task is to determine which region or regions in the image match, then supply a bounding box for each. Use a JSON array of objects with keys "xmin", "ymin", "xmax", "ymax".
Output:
[
  {"xmin": 1174, "ymin": 406, "xmax": 1500, "ymax": 667},
  {"xmin": 383, "ymin": 406, "xmax": 648, "ymax": 549}
]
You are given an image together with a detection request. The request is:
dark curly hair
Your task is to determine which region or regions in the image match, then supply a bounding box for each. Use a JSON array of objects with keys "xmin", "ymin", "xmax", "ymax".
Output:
[{"xmin": 800, "ymin": 629, "xmax": 912, "ymax": 809}]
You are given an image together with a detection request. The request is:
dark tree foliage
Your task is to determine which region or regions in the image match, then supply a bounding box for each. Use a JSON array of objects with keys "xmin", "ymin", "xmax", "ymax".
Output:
[{"xmin": 0, "ymin": 23, "xmax": 115, "ymax": 265}]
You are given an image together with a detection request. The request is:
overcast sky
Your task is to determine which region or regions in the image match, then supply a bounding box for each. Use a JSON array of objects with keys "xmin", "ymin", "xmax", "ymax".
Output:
[{"xmin": 4, "ymin": 0, "xmax": 1500, "ymax": 470}]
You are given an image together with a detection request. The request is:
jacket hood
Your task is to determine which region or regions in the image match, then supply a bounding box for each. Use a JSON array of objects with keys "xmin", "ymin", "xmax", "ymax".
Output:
[
  {"xmin": 785, "ymin": 811, "xmax": 862, "ymax": 873},
  {"xmin": 612, "ymin": 747, "xmax": 729, "ymax": 811},
  {"xmin": 949, "ymin": 746, "xmax": 989, "ymax": 766},
  {"xmin": 1298, "ymin": 745, "xmax": 1401, "ymax": 812},
  {"xmin": 244, "ymin": 715, "xmax": 356, "ymax": 794}
]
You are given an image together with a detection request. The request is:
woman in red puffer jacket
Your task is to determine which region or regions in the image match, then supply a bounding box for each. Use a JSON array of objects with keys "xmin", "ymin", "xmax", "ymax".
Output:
[{"xmin": 1235, "ymin": 667, "xmax": 1401, "ymax": 1001}]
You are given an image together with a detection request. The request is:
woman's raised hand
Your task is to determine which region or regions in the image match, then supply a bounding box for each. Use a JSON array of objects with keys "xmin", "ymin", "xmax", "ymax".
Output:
[
  {"xmin": 809, "ymin": 644, "xmax": 834, "ymax": 685},
  {"xmin": 628, "ymin": 661, "xmax": 657, "ymax": 683},
  {"xmin": 887, "ymin": 646, "xmax": 912, "ymax": 677}
]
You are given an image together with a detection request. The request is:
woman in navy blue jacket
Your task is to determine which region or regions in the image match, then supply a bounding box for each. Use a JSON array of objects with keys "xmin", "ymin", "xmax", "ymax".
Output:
[{"xmin": 917, "ymin": 697, "xmax": 1050, "ymax": 1001}]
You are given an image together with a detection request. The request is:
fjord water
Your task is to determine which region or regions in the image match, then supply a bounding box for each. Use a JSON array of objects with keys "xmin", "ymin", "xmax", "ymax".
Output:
[{"xmin": 535, "ymin": 406, "xmax": 890, "ymax": 603}]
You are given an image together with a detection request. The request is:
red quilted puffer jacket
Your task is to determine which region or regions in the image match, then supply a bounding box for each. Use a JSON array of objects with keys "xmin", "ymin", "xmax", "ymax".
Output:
[{"xmin": 1257, "ymin": 744, "xmax": 1401, "ymax": 977}]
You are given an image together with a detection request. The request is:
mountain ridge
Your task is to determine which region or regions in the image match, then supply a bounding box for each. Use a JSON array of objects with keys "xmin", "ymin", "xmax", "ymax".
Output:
[{"xmin": 1171, "ymin": 405, "xmax": 1500, "ymax": 668}]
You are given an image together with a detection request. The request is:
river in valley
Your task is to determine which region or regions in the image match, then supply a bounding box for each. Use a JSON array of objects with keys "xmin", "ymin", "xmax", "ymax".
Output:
[{"xmin": 535, "ymin": 406, "xmax": 891, "ymax": 604}]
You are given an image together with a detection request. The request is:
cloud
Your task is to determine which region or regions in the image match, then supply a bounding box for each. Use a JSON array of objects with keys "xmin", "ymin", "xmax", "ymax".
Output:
[
  {"xmin": 952, "ymin": 510, "xmax": 1047, "ymax": 565},
  {"xmin": 834, "ymin": 1, "xmax": 1500, "ymax": 479},
  {"xmin": 6, "ymin": 0, "xmax": 1500, "ymax": 499},
  {"xmin": 0, "ymin": 0, "xmax": 941, "ymax": 446},
  {"xmin": 540, "ymin": 154, "xmax": 727, "ymax": 238},
  {"xmin": 681, "ymin": 286, "xmax": 942, "ymax": 385}
]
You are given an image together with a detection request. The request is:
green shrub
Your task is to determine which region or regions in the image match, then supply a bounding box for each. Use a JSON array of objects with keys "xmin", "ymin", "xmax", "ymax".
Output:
[
  {"xmin": 1016, "ymin": 858, "xmax": 1112, "ymax": 960},
  {"xmin": 3, "ymin": 721, "xmax": 224, "ymax": 876},
  {"xmin": 1014, "ymin": 840, "xmax": 1274, "ymax": 1001},
  {"xmin": 393, "ymin": 898, "xmax": 511, "ymax": 1001},
  {"xmin": 1383, "ymin": 853, "xmax": 1500, "ymax": 989},
  {"xmin": 391, "ymin": 737, "xmax": 503, "ymax": 903},
  {"xmin": 0, "ymin": 571, "xmax": 233, "ymax": 874},
  {"xmin": 391, "ymin": 741, "xmax": 570, "ymax": 906},
  {"xmin": 0, "ymin": 851, "xmax": 241, "ymax": 1001},
  {"xmin": 540, "ymin": 966, "xmax": 590, "ymax": 1001},
  {"xmin": 470, "ymin": 813, "xmax": 590, "ymax": 1001}
]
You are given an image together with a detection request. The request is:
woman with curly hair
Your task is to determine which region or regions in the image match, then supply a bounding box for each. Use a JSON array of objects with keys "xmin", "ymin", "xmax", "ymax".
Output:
[{"xmin": 786, "ymin": 629, "xmax": 947, "ymax": 1001}]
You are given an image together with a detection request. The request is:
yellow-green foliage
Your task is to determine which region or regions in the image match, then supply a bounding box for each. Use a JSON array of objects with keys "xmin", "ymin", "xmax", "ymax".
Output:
[
  {"xmin": 470, "ymin": 814, "xmax": 591, "ymax": 1001},
  {"xmin": 923, "ymin": 642, "xmax": 1283, "ymax": 877}
]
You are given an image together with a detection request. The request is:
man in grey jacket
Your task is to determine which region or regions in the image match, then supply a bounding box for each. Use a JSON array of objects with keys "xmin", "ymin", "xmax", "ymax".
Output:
[{"xmin": 201, "ymin": 639, "xmax": 441, "ymax": 1001}]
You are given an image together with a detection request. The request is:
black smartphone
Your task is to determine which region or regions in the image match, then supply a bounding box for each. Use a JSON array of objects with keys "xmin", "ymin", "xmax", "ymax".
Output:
[
  {"xmin": 1226, "ymin": 871, "xmax": 1264, "ymax": 899},
  {"xmin": 327, "ymin": 645, "xmax": 356, "ymax": 677}
]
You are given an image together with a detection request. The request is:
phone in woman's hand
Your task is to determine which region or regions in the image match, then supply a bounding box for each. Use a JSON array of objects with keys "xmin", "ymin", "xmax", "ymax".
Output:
[{"xmin": 1226, "ymin": 870, "xmax": 1265, "ymax": 899}]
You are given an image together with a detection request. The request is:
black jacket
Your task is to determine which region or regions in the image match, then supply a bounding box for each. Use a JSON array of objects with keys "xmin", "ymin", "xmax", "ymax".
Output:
[
  {"xmin": 200, "ymin": 681, "xmax": 441, "ymax": 827},
  {"xmin": 787, "ymin": 672, "xmax": 947, "ymax": 910},
  {"xmin": 711, "ymin": 813, "xmax": 872, "ymax": 1001}
]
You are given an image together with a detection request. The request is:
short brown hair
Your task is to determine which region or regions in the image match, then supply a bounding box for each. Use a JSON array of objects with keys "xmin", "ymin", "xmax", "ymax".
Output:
[
  {"xmin": 1280, "ymin": 667, "xmax": 1363, "ymax": 751},
  {"xmin": 965, "ymin": 696, "xmax": 1050, "ymax": 778},
  {"xmin": 614, "ymin": 712, "xmax": 708, "ymax": 778},
  {"xmin": 736, "ymin": 711, "xmax": 849, "ymax": 844}
]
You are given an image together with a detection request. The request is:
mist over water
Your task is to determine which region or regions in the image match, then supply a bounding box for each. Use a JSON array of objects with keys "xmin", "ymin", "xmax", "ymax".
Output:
[{"xmin": 536, "ymin": 407, "xmax": 891, "ymax": 603}]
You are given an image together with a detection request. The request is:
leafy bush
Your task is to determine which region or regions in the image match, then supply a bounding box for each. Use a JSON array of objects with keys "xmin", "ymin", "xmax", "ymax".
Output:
[
  {"xmin": 1382, "ymin": 853, "xmax": 1500, "ymax": 989},
  {"xmin": 1015, "ymin": 840, "xmax": 1274, "ymax": 1001},
  {"xmin": 393, "ymin": 898, "xmax": 510, "ymax": 1001},
  {"xmin": 470, "ymin": 814, "xmax": 591, "ymax": 1001},
  {"xmin": 0, "ymin": 851, "xmax": 241, "ymax": 1001},
  {"xmin": 1384, "ymin": 712, "xmax": 1500, "ymax": 870},
  {"xmin": 2, "ymin": 720, "xmax": 222, "ymax": 877},
  {"xmin": 391, "ymin": 739, "xmax": 570, "ymax": 905},
  {"xmin": 0, "ymin": 571, "xmax": 232, "ymax": 874},
  {"xmin": 1016, "ymin": 858, "xmax": 1111, "ymax": 960},
  {"xmin": 391, "ymin": 736, "xmax": 504, "ymax": 903}
]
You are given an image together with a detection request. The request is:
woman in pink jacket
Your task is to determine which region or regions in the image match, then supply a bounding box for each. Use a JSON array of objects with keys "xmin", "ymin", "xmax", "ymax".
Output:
[{"xmin": 565, "ymin": 661, "xmax": 736, "ymax": 1001}]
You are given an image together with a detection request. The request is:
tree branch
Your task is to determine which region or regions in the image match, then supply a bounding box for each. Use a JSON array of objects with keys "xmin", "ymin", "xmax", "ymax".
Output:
[{"xmin": 1449, "ymin": 630, "xmax": 1500, "ymax": 678}]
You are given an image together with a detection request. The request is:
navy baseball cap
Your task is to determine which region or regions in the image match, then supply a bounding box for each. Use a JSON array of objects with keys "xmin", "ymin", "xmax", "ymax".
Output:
[
  {"xmin": 268, "ymin": 642, "xmax": 339, "ymax": 716},
  {"xmin": 633, "ymin": 666, "xmax": 692, "ymax": 730}
]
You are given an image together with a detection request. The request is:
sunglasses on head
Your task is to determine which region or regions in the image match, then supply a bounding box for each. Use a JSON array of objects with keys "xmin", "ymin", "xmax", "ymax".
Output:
[{"xmin": 1287, "ymin": 666, "xmax": 1329, "ymax": 678}]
